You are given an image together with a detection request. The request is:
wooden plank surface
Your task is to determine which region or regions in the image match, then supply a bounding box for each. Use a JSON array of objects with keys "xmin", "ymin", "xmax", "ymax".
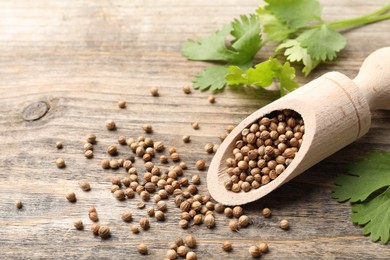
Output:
[{"xmin": 0, "ymin": 0, "xmax": 389, "ymax": 259}]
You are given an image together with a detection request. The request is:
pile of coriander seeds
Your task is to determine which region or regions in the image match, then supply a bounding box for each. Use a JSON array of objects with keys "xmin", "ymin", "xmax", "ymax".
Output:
[{"xmin": 225, "ymin": 109, "xmax": 304, "ymax": 193}]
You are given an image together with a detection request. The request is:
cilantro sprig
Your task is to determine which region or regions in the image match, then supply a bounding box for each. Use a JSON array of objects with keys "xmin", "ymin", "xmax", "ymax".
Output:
[
  {"xmin": 181, "ymin": 0, "xmax": 390, "ymax": 95},
  {"xmin": 332, "ymin": 152, "xmax": 390, "ymax": 244}
]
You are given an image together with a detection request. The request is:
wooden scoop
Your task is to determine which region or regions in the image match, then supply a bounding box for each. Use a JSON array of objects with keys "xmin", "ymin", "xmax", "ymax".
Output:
[{"xmin": 207, "ymin": 47, "xmax": 390, "ymax": 206}]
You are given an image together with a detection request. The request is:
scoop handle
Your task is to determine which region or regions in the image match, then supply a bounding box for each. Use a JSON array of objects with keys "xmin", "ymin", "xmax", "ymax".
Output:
[{"xmin": 353, "ymin": 47, "xmax": 390, "ymax": 110}]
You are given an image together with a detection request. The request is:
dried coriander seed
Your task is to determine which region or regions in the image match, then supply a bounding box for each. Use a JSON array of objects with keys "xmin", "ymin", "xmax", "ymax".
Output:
[
  {"xmin": 195, "ymin": 160, "xmax": 206, "ymax": 170},
  {"xmin": 191, "ymin": 175, "xmax": 201, "ymax": 185},
  {"xmin": 122, "ymin": 212, "xmax": 133, "ymax": 222},
  {"xmin": 204, "ymin": 143, "xmax": 214, "ymax": 153},
  {"xmin": 84, "ymin": 143, "xmax": 93, "ymax": 151},
  {"xmin": 177, "ymin": 245, "xmax": 188, "ymax": 257},
  {"xmin": 154, "ymin": 141, "xmax": 165, "ymax": 151},
  {"xmin": 262, "ymin": 208, "xmax": 272, "ymax": 218},
  {"xmin": 131, "ymin": 224, "xmax": 140, "ymax": 234},
  {"xmin": 107, "ymin": 145, "xmax": 118, "ymax": 156},
  {"xmin": 186, "ymin": 251, "xmax": 197, "ymax": 260},
  {"xmin": 55, "ymin": 141, "xmax": 63, "ymax": 149},
  {"xmin": 101, "ymin": 159, "xmax": 110, "ymax": 169},
  {"xmin": 98, "ymin": 226, "xmax": 110, "ymax": 239},
  {"xmin": 224, "ymin": 207, "xmax": 233, "ymax": 218},
  {"xmin": 259, "ymin": 242, "xmax": 269, "ymax": 253},
  {"xmin": 233, "ymin": 206, "xmax": 243, "ymax": 218},
  {"xmin": 166, "ymin": 249, "xmax": 177, "ymax": 260},
  {"xmin": 183, "ymin": 85, "xmax": 191, "ymax": 94},
  {"xmin": 184, "ymin": 235, "xmax": 197, "ymax": 248},
  {"xmin": 66, "ymin": 192, "xmax": 76, "ymax": 203},
  {"xmin": 191, "ymin": 121, "xmax": 199, "ymax": 130},
  {"xmin": 182, "ymin": 135, "xmax": 191, "ymax": 143},
  {"xmin": 238, "ymin": 215, "xmax": 250, "ymax": 227},
  {"xmin": 114, "ymin": 190, "xmax": 126, "ymax": 201},
  {"xmin": 105, "ymin": 119, "xmax": 116, "ymax": 130},
  {"xmin": 229, "ymin": 219, "xmax": 239, "ymax": 232},
  {"xmin": 179, "ymin": 219, "xmax": 189, "ymax": 229},
  {"xmin": 171, "ymin": 152, "xmax": 180, "ymax": 161},
  {"xmin": 204, "ymin": 214, "xmax": 215, "ymax": 228},
  {"xmin": 279, "ymin": 219, "xmax": 289, "ymax": 230},
  {"xmin": 137, "ymin": 243, "xmax": 148, "ymax": 255},
  {"xmin": 249, "ymin": 246, "xmax": 261, "ymax": 258},
  {"xmin": 139, "ymin": 217, "xmax": 150, "ymax": 230},
  {"xmin": 90, "ymin": 224, "xmax": 100, "ymax": 235},
  {"xmin": 79, "ymin": 181, "xmax": 91, "ymax": 191},
  {"xmin": 84, "ymin": 150, "xmax": 94, "ymax": 159},
  {"xmin": 118, "ymin": 100, "xmax": 126, "ymax": 109},
  {"xmin": 208, "ymin": 95, "xmax": 216, "ymax": 103},
  {"xmin": 73, "ymin": 220, "xmax": 83, "ymax": 230},
  {"xmin": 155, "ymin": 210, "xmax": 165, "ymax": 221},
  {"xmin": 56, "ymin": 158, "xmax": 65, "ymax": 168},
  {"xmin": 222, "ymin": 241, "xmax": 232, "ymax": 252},
  {"xmin": 150, "ymin": 86, "xmax": 159, "ymax": 96},
  {"xmin": 86, "ymin": 134, "xmax": 96, "ymax": 144},
  {"xmin": 146, "ymin": 207, "xmax": 155, "ymax": 217},
  {"xmin": 89, "ymin": 211, "xmax": 99, "ymax": 222},
  {"xmin": 15, "ymin": 200, "xmax": 23, "ymax": 209},
  {"xmin": 110, "ymin": 159, "xmax": 119, "ymax": 169},
  {"xmin": 143, "ymin": 124, "xmax": 153, "ymax": 133}
]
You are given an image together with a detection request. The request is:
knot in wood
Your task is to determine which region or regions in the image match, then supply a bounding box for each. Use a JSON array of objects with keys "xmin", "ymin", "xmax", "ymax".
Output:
[{"xmin": 22, "ymin": 101, "xmax": 49, "ymax": 121}]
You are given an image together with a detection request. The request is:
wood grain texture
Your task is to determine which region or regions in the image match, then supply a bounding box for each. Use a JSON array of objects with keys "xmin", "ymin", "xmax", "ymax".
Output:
[{"xmin": 0, "ymin": 0, "xmax": 389, "ymax": 259}]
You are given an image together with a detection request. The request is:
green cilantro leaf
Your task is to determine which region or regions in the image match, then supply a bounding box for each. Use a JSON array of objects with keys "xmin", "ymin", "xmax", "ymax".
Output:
[
  {"xmin": 181, "ymin": 14, "xmax": 261, "ymax": 65},
  {"xmin": 277, "ymin": 39, "xmax": 320, "ymax": 76},
  {"xmin": 264, "ymin": 0, "xmax": 322, "ymax": 29},
  {"xmin": 332, "ymin": 151, "xmax": 390, "ymax": 244},
  {"xmin": 181, "ymin": 25, "xmax": 235, "ymax": 62},
  {"xmin": 297, "ymin": 24, "xmax": 347, "ymax": 61},
  {"xmin": 192, "ymin": 66, "xmax": 229, "ymax": 91},
  {"xmin": 256, "ymin": 7, "xmax": 293, "ymax": 43},
  {"xmin": 226, "ymin": 58, "xmax": 298, "ymax": 96},
  {"xmin": 352, "ymin": 188, "xmax": 390, "ymax": 244}
]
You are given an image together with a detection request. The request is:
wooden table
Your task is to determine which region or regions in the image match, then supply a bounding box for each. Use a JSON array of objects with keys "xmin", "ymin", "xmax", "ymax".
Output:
[{"xmin": 1, "ymin": 0, "xmax": 389, "ymax": 259}]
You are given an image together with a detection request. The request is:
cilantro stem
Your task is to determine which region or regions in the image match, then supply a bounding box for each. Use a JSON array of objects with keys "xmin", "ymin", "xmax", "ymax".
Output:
[{"xmin": 324, "ymin": 4, "xmax": 390, "ymax": 31}]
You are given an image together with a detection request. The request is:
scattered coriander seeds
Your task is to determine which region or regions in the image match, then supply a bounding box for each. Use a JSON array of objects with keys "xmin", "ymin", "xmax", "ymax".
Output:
[
  {"xmin": 195, "ymin": 160, "xmax": 206, "ymax": 170},
  {"xmin": 279, "ymin": 219, "xmax": 289, "ymax": 230},
  {"xmin": 79, "ymin": 181, "xmax": 91, "ymax": 191},
  {"xmin": 98, "ymin": 226, "xmax": 110, "ymax": 239},
  {"xmin": 118, "ymin": 100, "xmax": 126, "ymax": 109},
  {"xmin": 184, "ymin": 235, "xmax": 197, "ymax": 248},
  {"xmin": 139, "ymin": 217, "xmax": 150, "ymax": 230},
  {"xmin": 122, "ymin": 212, "xmax": 133, "ymax": 222},
  {"xmin": 183, "ymin": 85, "xmax": 192, "ymax": 94},
  {"xmin": 222, "ymin": 241, "xmax": 233, "ymax": 252},
  {"xmin": 150, "ymin": 86, "xmax": 159, "ymax": 96},
  {"xmin": 15, "ymin": 200, "xmax": 23, "ymax": 209},
  {"xmin": 131, "ymin": 224, "xmax": 140, "ymax": 234},
  {"xmin": 105, "ymin": 119, "xmax": 116, "ymax": 130},
  {"xmin": 191, "ymin": 121, "xmax": 199, "ymax": 130},
  {"xmin": 262, "ymin": 208, "xmax": 272, "ymax": 218},
  {"xmin": 186, "ymin": 251, "xmax": 197, "ymax": 260},
  {"xmin": 259, "ymin": 242, "xmax": 269, "ymax": 253},
  {"xmin": 249, "ymin": 246, "xmax": 261, "ymax": 258},
  {"xmin": 73, "ymin": 220, "xmax": 83, "ymax": 230},
  {"xmin": 66, "ymin": 192, "xmax": 76, "ymax": 203},
  {"xmin": 55, "ymin": 141, "xmax": 63, "ymax": 149},
  {"xmin": 137, "ymin": 243, "xmax": 148, "ymax": 255},
  {"xmin": 182, "ymin": 135, "xmax": 191, "ymax": 143},
  {"xmin": 56, "ymin": 158, "xmax": 65, "ymax": 168},
  {"xmin": 208, "ymin": 95, "xmax": 216, "ymax": 103}
]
